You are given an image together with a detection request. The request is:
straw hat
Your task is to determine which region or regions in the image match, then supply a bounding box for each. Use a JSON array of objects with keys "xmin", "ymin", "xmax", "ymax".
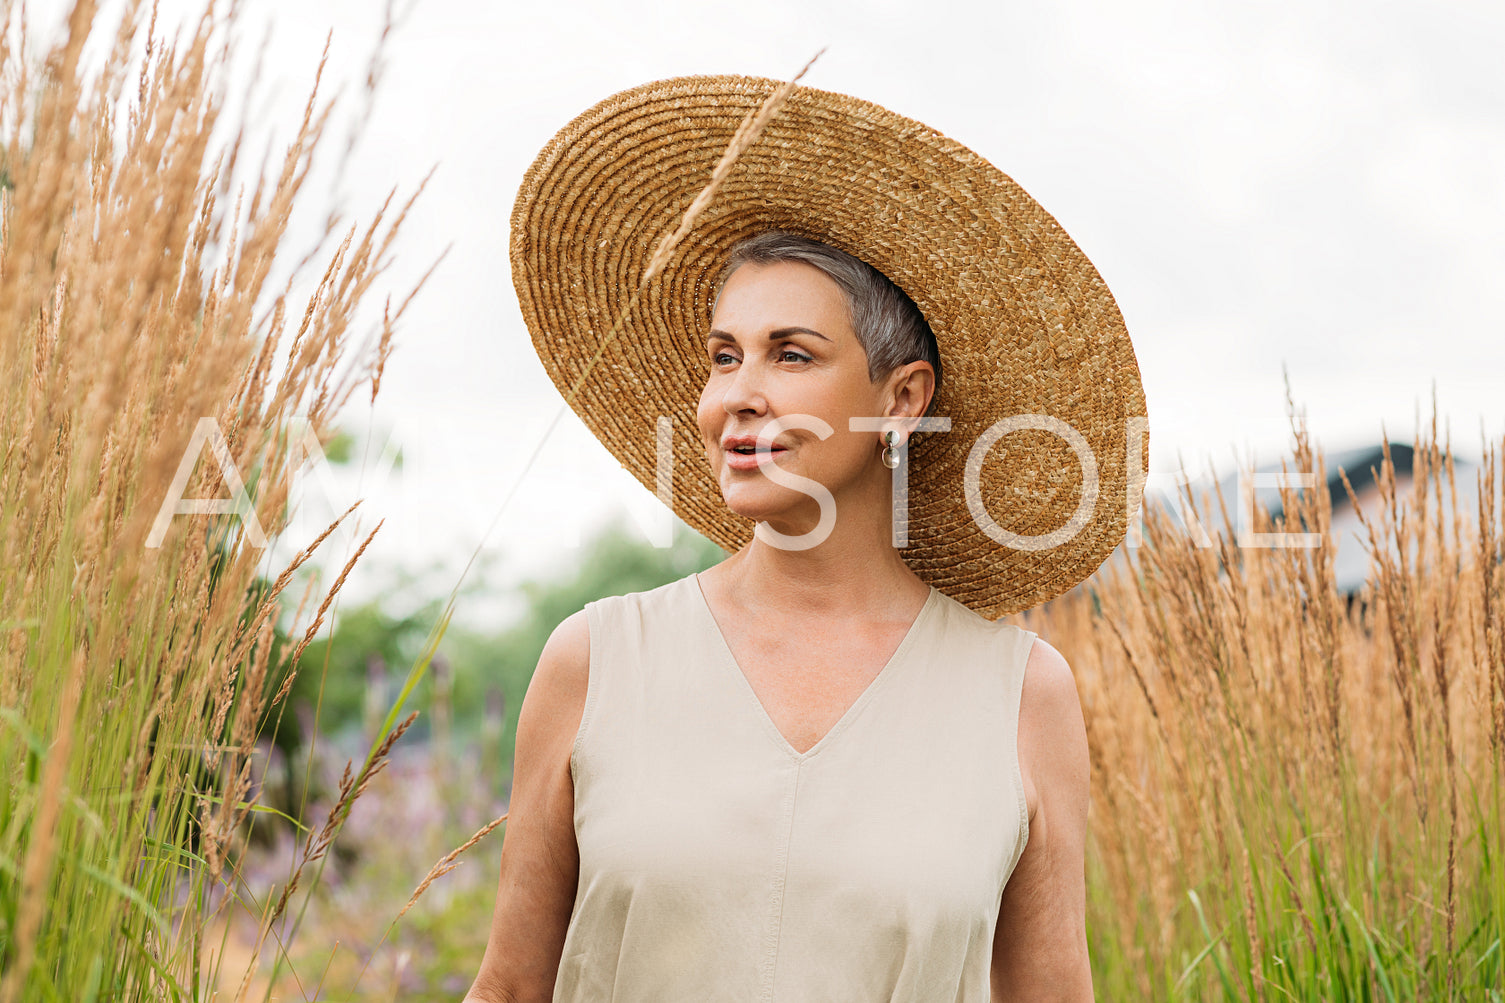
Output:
[{"xmin": 510, "ymin": 74, "xmax": 1149, "ymax": 619}]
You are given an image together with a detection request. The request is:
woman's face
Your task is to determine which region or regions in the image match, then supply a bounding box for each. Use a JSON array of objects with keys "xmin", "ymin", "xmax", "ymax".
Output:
[{"xmin": 696, "ymin": 260, "xmax": 898, "ymax": 532}]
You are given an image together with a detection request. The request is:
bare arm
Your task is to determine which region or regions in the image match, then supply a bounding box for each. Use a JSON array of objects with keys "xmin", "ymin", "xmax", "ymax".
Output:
[
  {"xmin": 991, "ymin": 637, "xmax": 1093, "ymax": 1002},
  {"xmin": 464, "ymin": 610, "xmax": 591, "ymax": 1003}
]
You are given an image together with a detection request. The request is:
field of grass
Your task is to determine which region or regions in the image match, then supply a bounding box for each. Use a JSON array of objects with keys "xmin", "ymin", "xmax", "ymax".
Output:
[
  {"xmin": 1013, "ymin": 421, "xmax": 1505, "ymax": 1000},
  {"xmin": 0, "ymin": 3, "xmax": 426, "ymax": 1000},
  {"xmin": 2, "ymin": 4, "xmax": 1501, "ymax": 1002}
]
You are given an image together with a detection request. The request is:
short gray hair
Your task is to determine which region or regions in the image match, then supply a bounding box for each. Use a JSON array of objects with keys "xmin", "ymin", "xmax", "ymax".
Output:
[{"xmin": 717, "ymin": 232, "xmax": 942, "ymax": 400}]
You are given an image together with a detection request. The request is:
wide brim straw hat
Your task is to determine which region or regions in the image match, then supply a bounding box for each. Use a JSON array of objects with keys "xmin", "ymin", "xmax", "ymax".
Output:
[{"xmin": 510, "ymin": 73, "xmax": 1149, "ymax": 619}]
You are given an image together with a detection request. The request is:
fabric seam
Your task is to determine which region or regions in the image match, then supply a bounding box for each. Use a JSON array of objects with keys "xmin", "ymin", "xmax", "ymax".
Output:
[
  {"xmin": 759, "ymin": 762, "xmax": 801, "ymax": 1000},
  {"xmin": 1009, "ymin": 628, "xmax": 1037, "ymax": 880},
  {"xmin": 570, "ymin": 599, "xmax": 605, "ymax": 788}
]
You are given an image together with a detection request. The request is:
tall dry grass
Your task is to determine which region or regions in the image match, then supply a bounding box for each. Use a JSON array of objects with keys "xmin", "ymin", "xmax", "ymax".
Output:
[
  {"xmin": 0, "ymin": 2, "xmax": 426, "ymax": 999},
  {"xmin": 1015, "ymin": 406, "xmax": 1505, "ymax": 999}
]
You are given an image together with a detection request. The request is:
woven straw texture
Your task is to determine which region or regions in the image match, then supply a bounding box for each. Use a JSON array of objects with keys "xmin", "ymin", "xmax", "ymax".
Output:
[{"xmin": 510, "ymin": 75, "xmax": 1149, "ymax": 619}]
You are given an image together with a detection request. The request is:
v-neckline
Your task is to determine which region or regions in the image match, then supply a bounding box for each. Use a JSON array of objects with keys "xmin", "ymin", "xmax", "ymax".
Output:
[{"xmin": 690, "ymin": 573, "xmax": 940, "ymax": 761}]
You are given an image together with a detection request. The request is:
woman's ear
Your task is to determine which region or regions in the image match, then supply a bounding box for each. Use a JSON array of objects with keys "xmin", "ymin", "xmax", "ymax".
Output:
[{"xmin": 885, "ymin": 361, "xmax": 936, "ymax": 431}]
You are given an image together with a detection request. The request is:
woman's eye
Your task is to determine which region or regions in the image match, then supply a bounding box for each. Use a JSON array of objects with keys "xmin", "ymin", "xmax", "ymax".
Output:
[
  {"xmin": 779, "ymin": 349, "xmax": 812, "ymax": 363},
  {"xmin": 712, "ymin": 351, "xmax": 738, "ymax": 366}
]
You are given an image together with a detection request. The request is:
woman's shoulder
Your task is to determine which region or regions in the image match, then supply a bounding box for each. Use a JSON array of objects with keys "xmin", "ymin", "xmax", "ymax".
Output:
[
  {"xmin": 531, "ymin": 573, "xmax": 703, "ymax": 709},
  {"xmin": 928, "ymin": 587, "xmax": 1039, "ymax": 647},
  {"xmin": 1019, "ymin": 636, "xmax": 1079, "ymax": 714},
  {"xmin": 581, "ymin": 570, "xmax": 702, "ymax": 619},
  {"xmin": 926, "ymin": 591, "xmax": 1077, "ymax": 700}
]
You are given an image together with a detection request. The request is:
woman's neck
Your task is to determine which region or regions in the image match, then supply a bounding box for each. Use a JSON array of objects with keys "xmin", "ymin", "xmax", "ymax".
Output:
[{"xmin": 706, "ymin": 474, "xmax": 930, "ymax": 620}]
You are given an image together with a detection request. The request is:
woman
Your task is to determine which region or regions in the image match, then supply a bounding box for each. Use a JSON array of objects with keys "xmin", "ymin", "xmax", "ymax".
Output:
[{"xmin": 468, "ymin": 76, "xmax": 1147, "ymax": 1002}]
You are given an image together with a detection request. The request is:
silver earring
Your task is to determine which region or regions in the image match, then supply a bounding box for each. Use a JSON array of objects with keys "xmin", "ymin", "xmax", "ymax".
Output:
[{"xmin": 881, "ymin": 429, "xmax": 903, "ymax": 470}]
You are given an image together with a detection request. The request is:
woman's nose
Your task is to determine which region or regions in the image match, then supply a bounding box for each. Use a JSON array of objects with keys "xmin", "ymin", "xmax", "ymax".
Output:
[{"xmin": 721, "ymin": 359, "xmax": 768, "ymax": 416}]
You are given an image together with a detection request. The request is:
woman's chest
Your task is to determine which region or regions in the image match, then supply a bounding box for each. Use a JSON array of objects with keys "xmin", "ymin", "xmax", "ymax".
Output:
[
  {"xmin": 715, "ymin": 625, "xmax": 915, "ymax": 755},
  {"xmin": 575, "ymin": 653, "xmax": 1028, "ymax": 911}
]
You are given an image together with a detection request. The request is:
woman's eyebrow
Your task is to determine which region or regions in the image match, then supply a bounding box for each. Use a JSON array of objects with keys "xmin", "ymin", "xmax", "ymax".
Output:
[
  {"xmin": 770, "ymin": 326, "xmax": 831, "ymax": 342},
  {"xmin": 707, "ymin": 327, "xmax": 831, "ymax": 343}
]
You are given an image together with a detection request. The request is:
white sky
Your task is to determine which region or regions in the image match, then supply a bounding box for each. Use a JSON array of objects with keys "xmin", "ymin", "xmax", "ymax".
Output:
[{"xmin": 33, "ymin": 0, "xmax": 1505, "ymax": 616}]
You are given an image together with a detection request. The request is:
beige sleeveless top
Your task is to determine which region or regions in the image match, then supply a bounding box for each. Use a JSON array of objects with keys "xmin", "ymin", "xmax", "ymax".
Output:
[{"xmin": 552, "ymin": 572, "xmax": 1036, "ymax": 1002}]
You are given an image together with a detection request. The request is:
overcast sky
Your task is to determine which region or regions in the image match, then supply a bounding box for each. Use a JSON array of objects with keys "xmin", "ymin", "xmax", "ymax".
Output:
[{"xmin": 38, "ymin": 0, "xmax": 1505, "ymax": 615}]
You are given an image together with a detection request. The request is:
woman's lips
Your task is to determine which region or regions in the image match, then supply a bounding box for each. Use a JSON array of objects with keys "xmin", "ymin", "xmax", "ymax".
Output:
[{"xmin": 723, "ymin": 445, "xmax": 787, "ymax": 471}]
